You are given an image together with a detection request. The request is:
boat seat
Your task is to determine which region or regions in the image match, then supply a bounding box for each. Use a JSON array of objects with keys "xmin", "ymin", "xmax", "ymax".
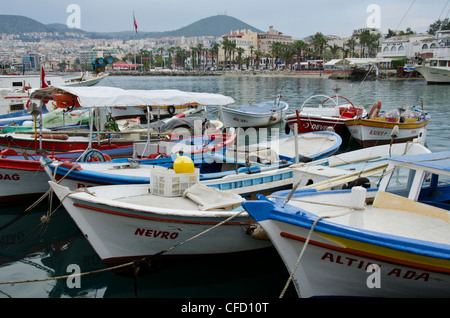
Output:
[{"xmin": 183, "ymin": 183, "xmax": 244, "ymax": 211}]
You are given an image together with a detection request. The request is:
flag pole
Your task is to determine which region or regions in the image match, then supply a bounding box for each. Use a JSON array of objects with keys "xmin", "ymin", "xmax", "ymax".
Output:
[{"xmin": 133, "ymin": 11, "xmax": 138, "ymax": 71}]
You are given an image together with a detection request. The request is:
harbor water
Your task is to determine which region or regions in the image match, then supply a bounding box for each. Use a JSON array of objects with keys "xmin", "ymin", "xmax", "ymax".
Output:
[{"xmin": 0, "ymin": 75, "xmax": 448, "ymax": 300}]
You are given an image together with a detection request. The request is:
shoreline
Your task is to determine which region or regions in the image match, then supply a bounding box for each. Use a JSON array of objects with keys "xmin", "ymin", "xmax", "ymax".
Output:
[{"xmin": 105, "ymin": 69, "xmax": 425, "ymax": 81}]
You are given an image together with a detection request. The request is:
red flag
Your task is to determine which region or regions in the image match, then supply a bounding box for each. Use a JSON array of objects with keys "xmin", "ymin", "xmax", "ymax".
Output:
[
  {"xmin": 133, "ymin": 12, "xmax": 138, "ymax": 35},
  {"xmin": 41, "ymin": 66, "xmax": 49, "ymax": 88}
]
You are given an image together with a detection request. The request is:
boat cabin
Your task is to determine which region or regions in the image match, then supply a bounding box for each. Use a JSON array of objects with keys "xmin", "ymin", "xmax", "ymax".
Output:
[{"xmin": 374, "ymin": 151, "xmax": 450, "ymax": 220}]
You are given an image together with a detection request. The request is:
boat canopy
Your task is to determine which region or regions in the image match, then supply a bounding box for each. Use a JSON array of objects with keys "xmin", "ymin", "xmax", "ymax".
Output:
[
  {"xmin": 388, "ymin": 151, "xmax": 450, "ymax": 174},
  {"xmin": 29, "ymin": 86, "xmax": 235, "ymax": 108}
]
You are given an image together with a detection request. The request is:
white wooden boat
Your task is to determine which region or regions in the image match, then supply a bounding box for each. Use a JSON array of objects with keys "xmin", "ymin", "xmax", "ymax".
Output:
[
  {"xmin": 220, "ymin": 99, "xmax": 289, "ymax": 128},
  {"xmin": 243, "ymin": 151, "xmax": 450, "ymax": 297},
  {"xmin": 345, "ymin": 103, "xmax": 429, "ymax": 148},
  {"xmin": 49, "ymin": 171, "xmax": 273, "ymax": 267}
]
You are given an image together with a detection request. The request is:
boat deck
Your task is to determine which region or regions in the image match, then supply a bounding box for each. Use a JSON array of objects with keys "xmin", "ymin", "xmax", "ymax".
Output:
[{"xmin": 284, "ymin": 197, "xmax": 450, "ymax": 246}]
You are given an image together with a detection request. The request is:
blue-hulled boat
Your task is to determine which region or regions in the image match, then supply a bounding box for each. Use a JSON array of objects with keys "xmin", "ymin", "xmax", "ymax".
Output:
[
  {"xmin": 242, "ymin": 151, "xmax": 450, "ymax": 297},
  {"xmin": 41, "ymin": 131, "xmax": 342, "ymax": 197}
]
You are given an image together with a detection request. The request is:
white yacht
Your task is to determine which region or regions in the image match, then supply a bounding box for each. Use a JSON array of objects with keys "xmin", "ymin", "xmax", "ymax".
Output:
[{"xmin": 415, "ymin": 30, "xmax": 450, "ymax": 84}]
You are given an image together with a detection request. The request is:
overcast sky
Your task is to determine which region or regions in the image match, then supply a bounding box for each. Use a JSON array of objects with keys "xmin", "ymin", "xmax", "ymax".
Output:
[{"xmin": 2, "ymin": 0, "xmax": 447, "ymax": 38}]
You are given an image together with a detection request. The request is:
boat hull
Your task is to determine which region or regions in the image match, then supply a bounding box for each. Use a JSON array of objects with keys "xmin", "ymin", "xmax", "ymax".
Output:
[
  {"xmin": 0, "ymin": 160, "xmax": 49, "ymax": 206},
  {"xmin": 415, "ymin": 66, "xmax": 450, "ymax": 84},
  {"xmin": 255, "ymin": 216, "xmax": 450, "ymax": 297},
  {"xmin": 345, "ymin": 118, "xmax": 428, "ymax": 148},
  {"xmin": 285, "ymin": 114, "xmax": 350, "ymax": 136},
  {"xmin": 50, "ymin": 182, "xmax": 272, "ymax": 266},
  {"xmin": 220, "ymin": 102, "xmax": 288, "ymax": 128}
]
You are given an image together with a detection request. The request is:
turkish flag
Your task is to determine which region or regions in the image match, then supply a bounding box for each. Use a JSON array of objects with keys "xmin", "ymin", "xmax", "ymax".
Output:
[
  {"xmin": 41, "ymin": 66, "xmax": 49, "ymax": 88},
  {"xmin": 133, "ymin": 12, "xmax": 138, "ymax": 35}
]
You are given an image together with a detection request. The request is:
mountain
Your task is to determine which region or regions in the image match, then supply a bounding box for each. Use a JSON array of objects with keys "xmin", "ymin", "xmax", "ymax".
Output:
[
  {"xmin": 0, "ymin": 15, "xmax": 51, "ymax": 34},
  {"xmin": 0, "ymin": 14, "xmax": 263, "ymax": 39}
]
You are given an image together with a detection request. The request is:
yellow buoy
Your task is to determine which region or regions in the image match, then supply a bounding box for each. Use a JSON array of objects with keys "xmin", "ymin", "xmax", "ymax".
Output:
[{"xmin": 173, "ymin": 153, "xmax": 195, "ymax": 174}]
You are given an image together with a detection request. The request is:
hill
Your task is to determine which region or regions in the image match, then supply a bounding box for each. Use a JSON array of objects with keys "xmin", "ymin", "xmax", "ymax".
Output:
[
  {"xmin": 0, "ymin": 14, "xmax": 264, "ymax": 39},
  {"xmin": 0, "ymin": 15, "xmax": 51, "ymax": 34}
]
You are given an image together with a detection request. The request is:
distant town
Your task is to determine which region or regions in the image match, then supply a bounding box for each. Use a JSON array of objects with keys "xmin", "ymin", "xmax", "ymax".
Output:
[{"xmin": 1, "ymin": 16, "xmax": 449, "ymax": 75}]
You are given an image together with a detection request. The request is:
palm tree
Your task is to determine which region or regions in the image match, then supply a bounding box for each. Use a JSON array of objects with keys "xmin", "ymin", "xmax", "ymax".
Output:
[
  {"xmin": 253, "ymin": 50, "xmax": 263, "ymax": 69},
  {"xmin": 249, "ymin": 45, "xmax": 255, "ymax": 68},
  {"xmin": 270, "ymin": 42, "xmax": 283, "ymax": 68},
  {"xmin": 235, "ymin": 47, "xmax": 245, "ymax": 70},
  {"xmin": 312, "ymin": 32, "xmax": 328, "ymax": 58},
  {"xmin": 221, "ymin": 38, "xmax": 233, "ymax": 68},
  {"xmin": 280, "ymin": 43, "xmax": 296, "ymax": 69},
  {"xmin": 292, "ymin": 40, "xmax": 308, "ymax": 66},
  {"xmin": 327, "ymin": 44, "xmax": 341, "ymax": 58},
  {"xmin": 190, "ymin": 46, "xmax": 197, "ymax": 69},
  {"xmin": 210, "ymin": 43, "xmax": 220, "ymax": 68},
  {"xmin": 196, "ymin": 43, "xmax": 203, "ymax": 69},
  {"xmin": 167, "ymin": 47, "xmax": 175, "ymax": 69},
  {"xmin": 242, "ymin": 56, "xmax": 251, "ymax": 70},
  {"xmin": 345, "ymin": 38, "xmax": 357, "ymax": 57}
]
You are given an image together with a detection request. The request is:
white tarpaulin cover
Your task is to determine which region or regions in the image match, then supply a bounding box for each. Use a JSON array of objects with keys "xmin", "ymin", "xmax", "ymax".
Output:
[{"xmin": 30, "ymin": 86, "xmax": 235, "ymax": 108}]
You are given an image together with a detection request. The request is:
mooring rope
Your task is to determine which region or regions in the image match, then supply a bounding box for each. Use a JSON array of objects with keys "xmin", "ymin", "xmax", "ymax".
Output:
[
  {"xmin": 279, "ymin": 210, "xmax": 352, "ymax": 298},
  {"xmin": 0, "ymin": 195, "xmax": 247, "ymax": 289},
  {"xmin": 0, "ymin": 160, "xmax": 81, "ymax": 233}
]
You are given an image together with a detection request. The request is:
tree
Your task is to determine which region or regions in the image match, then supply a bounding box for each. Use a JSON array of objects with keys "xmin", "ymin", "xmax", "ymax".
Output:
[
  {"xmin": 270, "ymin": 42, "xmax": 283, "ymax": 68},
  {"xmin": 292, "ymin": 40, "xmax": 308, "ymax": 64},
  {"xmin": 221, "ymin": 38, "xmax": 233, "ymax": 68},
  {"xmin": 249, "ymin": 45, "xmax": 255, "ymax": 67},
  {"xmin": 253, "ymin": 50, "xmax": 263, "ymax": 69},
  {"xmin": 209, "ymin": 43, "xmax": 220, "ymax": 68},
  {"xmin": 279, "ymin": 43, "xmax": 296, "ymax": 69},
  {"xmin": 235, "ymin": 47, "xmax": 245, "ymax": 70},
  {"xmin": 196, "ymin": 43, "xmax": 203, "ymax": 69},
  {"xmin": 427, "ymin": 18, "xmax": 450, "ymax": 35},
  {"xmin": 345, "ymin": 38, "xmax": 357, "ymax": 57},
  {"xmin": 327, "ymin": 44, "xmax": 341, "ymax": 58},
  {"xmin": 311, "ymin": 32, "xmax": 328, "ymax": 58}
]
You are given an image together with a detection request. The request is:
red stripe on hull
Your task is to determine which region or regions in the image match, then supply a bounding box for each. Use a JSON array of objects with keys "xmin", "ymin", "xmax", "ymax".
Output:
[
  {"xmin": 280, "ymin": 232, "xmax": 450, "ymax": 274},
  {"xmin": 73, "ymin": 202, "xmax": 253, "ymax": 226}
]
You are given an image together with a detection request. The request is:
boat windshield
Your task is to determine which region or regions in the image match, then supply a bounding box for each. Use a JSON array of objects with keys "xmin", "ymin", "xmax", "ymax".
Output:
[
  {"xmin": 418, "ymin": 172, "xmax": 450, "ymax": 210},
  {"xmin": 385, "ymin": 166, "xmax": 416, "ymax": 198},
  {"xmin": 385, "ymin": 166, "xmax": 450, "ymax": 210}
]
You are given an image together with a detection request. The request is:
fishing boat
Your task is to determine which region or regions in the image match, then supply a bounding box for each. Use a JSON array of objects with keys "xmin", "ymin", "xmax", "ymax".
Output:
[
  {"xmin": 0, "ymin": 145, "xmax": 134, "ymax": 206},
  {"xmin": 0, "ymin": 86, "xmax": 235, "ymax": 154},
  {"xmin": 0, "ymin": 69, "xmax": 109, "ymax": 116},
  {"xmin": 41, "ymin": 131, "xmax": 341, "ymax": 193},
  {"xmin": 48, "ymin": 156, "xmax": 274, "ymax": 267},
  {"xmin": 284, "ymin": 94, "xmax": 366, "ymax": 137},
  {"xmin": 220, "ymin": 98, "xmax": 289, "ymax": 128},
  {"xmin": 242, "ymin": 151, "xmax": 450, "ymax": 297},
  {"xmin": 0, "ymin": 87, "xmax": 236, "ymax": 205},
  {"xmin": 345, "ymin": 102, "xmax": 429, "ymax": 148}
]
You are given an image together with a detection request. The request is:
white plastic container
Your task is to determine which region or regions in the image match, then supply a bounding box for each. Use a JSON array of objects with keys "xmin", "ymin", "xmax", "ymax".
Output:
[{"xmin": 150, "ymin": 166, "xmax": 199, "ymax": 197}]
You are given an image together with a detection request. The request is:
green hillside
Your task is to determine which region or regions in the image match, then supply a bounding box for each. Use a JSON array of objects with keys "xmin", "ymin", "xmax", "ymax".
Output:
[
  {"xmin": 0, "ymin": 15, "xmax": 50, "ymax": 34},
  {"xmin": 0, "ymin": 14, "xmax": 264, "ymax": 39}
]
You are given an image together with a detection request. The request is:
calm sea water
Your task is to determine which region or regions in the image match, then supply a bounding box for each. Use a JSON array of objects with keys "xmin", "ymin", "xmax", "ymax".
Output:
[{"xmin": 0, "ymin": 75, "xmax": 448, "ymax": 300}]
